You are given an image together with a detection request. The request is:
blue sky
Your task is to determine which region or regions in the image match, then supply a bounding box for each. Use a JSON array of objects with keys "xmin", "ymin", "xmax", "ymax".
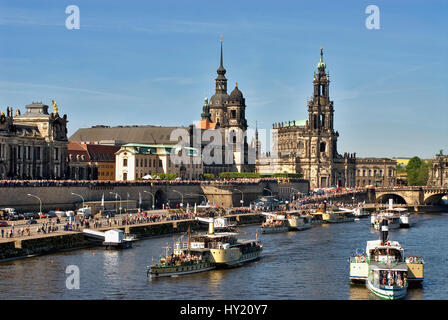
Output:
[{"xmin": 0, "ymin": 0, "xmax": 446, "ymax": 159}]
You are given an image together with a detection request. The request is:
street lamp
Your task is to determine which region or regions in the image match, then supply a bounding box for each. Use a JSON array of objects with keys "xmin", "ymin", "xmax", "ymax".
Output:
[
  {"xmin": 172, "ymin": 189, "xmax": 184, "ymax": 207},
  {"xmin": 110, "ymin": 192, "xmax": 122, "ymax": 214},
  {"xmin": 71, "ymin": 192, "xmax": 85, "ymax": 209},
  {"xmin": 143, "ymin": 190, "xmax": 155, "ymax": 210},
  {"xmin": 233, "ymin": 189, "xmax": 244, "ymax": 207},
  {"xmin": 263, "ymin": 188, "xmax": 273, "ymax": 196},
  {"xmin": 27, "ymin": 193, "xmax": 42, "ymax": 214}
]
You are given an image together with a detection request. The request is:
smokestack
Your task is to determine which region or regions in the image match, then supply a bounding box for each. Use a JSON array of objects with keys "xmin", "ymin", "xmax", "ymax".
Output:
[
  {"xmin": 208, "ymin": 217, "xmax": 215, "ymax": 235},
  {"xmin": 381, "ymin": 219, "xmax": 389, "ymax": 244},
  {"xmin": 208, "ymin": 210, "xmax": 215, "ymax": 235}
]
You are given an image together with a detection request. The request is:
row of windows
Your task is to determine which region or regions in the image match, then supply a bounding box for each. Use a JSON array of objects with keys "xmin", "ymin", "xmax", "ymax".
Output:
[
  {"xmin": 357, "ymin": 169, "xmax": 395, "ymax": 177},
  {"xmin": 123, "ymin": 157, "xmax": 202, "ymax": 169},
  {"xmin": 0, "ymin": 144, "xmax": 43, "ymax": 161},
  {"xmin": 99, "ymin": 171, "xmax": 114, "ymax": 177},
  {"xmin": 134, "ymin": 158, "xmax": 162, "ymax": 168}
]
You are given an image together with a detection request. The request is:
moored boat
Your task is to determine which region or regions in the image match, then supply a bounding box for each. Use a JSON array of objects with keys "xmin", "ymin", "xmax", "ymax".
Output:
[
  {"xmin": 287, "ymin": 211, "xmax": 312, "ymax": 231},
  {"xmin": 322, "ymin": 209, "xmax": 355, "ymax": 223},
  {"xmin": 261, "ymin": 213, "xmax": 289, "ymax": 234}
]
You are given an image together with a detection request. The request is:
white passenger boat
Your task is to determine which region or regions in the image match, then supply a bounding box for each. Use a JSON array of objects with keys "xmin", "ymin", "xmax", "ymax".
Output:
[
  {"xmin": 371, "ymin": 199, "xmax": 412, "ymax": 229},
  {"xmin": 261, "ymin": 212, "xmax": 290, "ymax": 234},
  {"xmin": 349, "ymin": 220, "xmax": 424, "ymax": 300}
]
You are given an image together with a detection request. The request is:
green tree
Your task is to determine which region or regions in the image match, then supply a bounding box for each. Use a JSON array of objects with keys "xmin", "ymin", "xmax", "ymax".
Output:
[
  {"xmin": 406, "ymin": 156, "xmax": 430, "ymax": 186},
  {"xmin": 416, "ymin": 161, "xmax": 430, "ymax": 185}
]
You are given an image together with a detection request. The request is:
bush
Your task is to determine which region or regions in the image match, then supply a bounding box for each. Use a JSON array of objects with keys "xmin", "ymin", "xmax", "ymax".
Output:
[
  {"xmin": 202, "ymin": 173, "xmax": 215, "ymax": 180},
  {"xmin": 272, "ymin": 173, "xmax": 303, "ymax": 178},
  {"xmin": 219, "ymin": 172, "xmax": 261, "ymax": 179},
  {"xmin": 153, "ymin": 173, "xmax": 178, "ymax": 180}
]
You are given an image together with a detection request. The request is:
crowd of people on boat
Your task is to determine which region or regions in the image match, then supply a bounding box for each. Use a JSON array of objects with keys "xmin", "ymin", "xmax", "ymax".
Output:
[
  {"xmin": 377, "ymin": 270, "xmax": 407, "ymax": 288},
  {"xmin": 161, "ymin": 252, "xmax": 203, "ymax": 266}
]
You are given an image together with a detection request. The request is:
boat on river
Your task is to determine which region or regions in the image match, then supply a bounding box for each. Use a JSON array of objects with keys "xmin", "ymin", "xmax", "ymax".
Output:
[
  {"xmin": 286, "ymin": 211, "xmax": 312, "ymax": 231},
  {"xmin": 371, "ymin": 200, "xmax": 412, "ymax": 229},
  {"xmin": 349, "ymin": 220, "xmax": 424, "ymax": 300},
  {"xmin": 148, "ymin": 218, "xmax": 262, "ymax": 278},
  {"xmin": 261, "ymin": 212, "xmax": 289, "ymax": 233},
  {"xmin": 322, "ymin": 209, "xmax": 355, "ymax": 223}
]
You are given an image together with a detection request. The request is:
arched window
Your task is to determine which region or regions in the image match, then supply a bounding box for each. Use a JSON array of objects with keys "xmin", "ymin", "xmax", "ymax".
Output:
[{"xmin": 123, "ymin": 158, "xmax": 128, "ymax": 167}]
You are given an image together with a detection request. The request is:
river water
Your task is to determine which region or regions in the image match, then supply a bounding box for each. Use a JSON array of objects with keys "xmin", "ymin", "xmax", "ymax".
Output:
[{"xmin": 0, "ymin": 212, "xmax": 447, "ymax": 300}]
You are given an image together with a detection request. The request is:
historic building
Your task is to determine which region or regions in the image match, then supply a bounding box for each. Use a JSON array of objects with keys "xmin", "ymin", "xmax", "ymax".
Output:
[
  {"xmin": 67, "ymin": 142, "xmax": 119, "ymax": 180},
  {"xmin": 194, "ymin": 39, "xmax": 254, "ymax": 175},
  {"xmin": 115, "ymin": 143, "xmax": 202, "ymax": 181},
  {"xmin": 256, "ymin": 49, "xmax": 396, "ymax": 189},
  {"xmin": 355, "ymin": 158, "xmax": 397, "ymax": 187},
  {"xmin": 428, "ymin": 153, "xmax": 448, "ymax": 187},
  {"xmin": 0, "ymin": 101, "xmax": 68, "ymax": 179}
]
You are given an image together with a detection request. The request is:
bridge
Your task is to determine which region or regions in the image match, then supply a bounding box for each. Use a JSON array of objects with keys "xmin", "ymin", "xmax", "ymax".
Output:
[{"xmin": 374, "ymin": 186, "xmax": 448, "ymax": 205}]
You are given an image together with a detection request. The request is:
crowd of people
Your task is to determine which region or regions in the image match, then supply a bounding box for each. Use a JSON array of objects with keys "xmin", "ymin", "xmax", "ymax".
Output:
[
  {"xmin": 1, "ymin": 186, "xmax": 369, "ymax": 240},
  {"xmin": 161, "ymin": 252, "xmax": 203, "ymax": 266},
  {"xmin": 0, "ymin": 177, "xmax": 306, "ymax": 188}
]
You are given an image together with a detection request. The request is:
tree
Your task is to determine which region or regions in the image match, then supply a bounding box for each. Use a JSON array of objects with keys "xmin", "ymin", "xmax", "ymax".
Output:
[
  {"xmin": 406, "ymin": 156, "xmax": 429, "ymax": 186},
  {"xmin": 406, "ymin": 157, "xmax": 421, "ymax": 185}
]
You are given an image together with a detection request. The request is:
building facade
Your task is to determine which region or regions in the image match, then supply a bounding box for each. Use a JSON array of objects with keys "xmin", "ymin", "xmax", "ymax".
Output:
[
  {"xmin": 67, "ymin": 142, "xmax": 119, "ymax": 180},
  {"xmin": 428, "ymin": 153, "xmax": 448, "ymax": 187},
  {"xmin": 355, "ymin": 158, "xmax": 397, "ymax": 187},
  {"xmin": 0, "ymin": 101, "xmax": 68, "ymax": 179},
  {"xmin": 115, "ymin": 143, "xmax": 203, "ymax": 181}
]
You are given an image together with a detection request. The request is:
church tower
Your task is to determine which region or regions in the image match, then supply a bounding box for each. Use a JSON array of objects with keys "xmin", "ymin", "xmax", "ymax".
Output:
[
  {"xmin": 227, "ymin": 82, "xmax": 247, "ymax": 131},
  {"xmin": 305, "ymin": 48, "xmax": 339, "ymax": 187},
  {"xmin": 209, "ymin": 37, "xmax": 229, "ymax": 128}
]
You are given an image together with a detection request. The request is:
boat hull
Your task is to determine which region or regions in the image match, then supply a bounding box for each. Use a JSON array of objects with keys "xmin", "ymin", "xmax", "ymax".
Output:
[
  {"xmin": 149, "ymin": 262, "xmax": 216, "ymax": 278},
  {"xmin": 367, "ymin": 279, "xmax": 407, "ymax": 300},
  {"xmin": 324, "ymin": 217, "xmax": 355, "ymax": 224},
  {"xmin": 261, "ymin": 226, "xmax": 289, "ymax": 234},
  {"xmin": 211, "ymin": 247, "xmax": 262, "ymax": 267}
]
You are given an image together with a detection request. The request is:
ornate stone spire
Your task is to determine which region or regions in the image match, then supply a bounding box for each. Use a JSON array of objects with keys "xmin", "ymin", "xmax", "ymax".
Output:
[{"xmin": 217, "ymin": 36, "xmax": 226, "ymax": 77}]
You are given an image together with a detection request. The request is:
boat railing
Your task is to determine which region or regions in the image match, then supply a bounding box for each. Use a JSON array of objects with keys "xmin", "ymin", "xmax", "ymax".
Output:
[
  {"xmin": 350, "ymin": 255, "xmax": 366, "ymax": 263},
  {"xmin": 405, "ymin": 256, "xmax": 424, "ymax": 264}
]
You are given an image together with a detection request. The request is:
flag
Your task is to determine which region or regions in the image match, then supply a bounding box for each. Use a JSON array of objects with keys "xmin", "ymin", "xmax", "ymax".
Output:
[
  {"xmin": 101, "ymin": 193, "xmax": 104, "ymax": 207},
  {"xmin": 139, "ymin": 192, "xmax": 142, "ymax": 205},
  {"xmin": 127, "ymin": 192, "xmax": 130, "ymax": 199}
]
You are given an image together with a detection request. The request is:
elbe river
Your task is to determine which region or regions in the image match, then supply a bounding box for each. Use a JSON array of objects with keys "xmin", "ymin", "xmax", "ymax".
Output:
[{"xmin": 0, "ymin": 213, "xmax": 447, "ymax": 299}]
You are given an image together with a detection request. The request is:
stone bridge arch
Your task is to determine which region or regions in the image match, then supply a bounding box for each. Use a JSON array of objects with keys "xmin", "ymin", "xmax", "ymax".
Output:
[
  {"xmin": 376, "ymin": 193, "xmax": 408, "ymax": 205},
  {"xmin": 375, "ymin": 188, "xmax": 424, "ymax": 205},
  {"xmin": 424, "ymin": 192, "xmax": 448, "ymax": 205}
]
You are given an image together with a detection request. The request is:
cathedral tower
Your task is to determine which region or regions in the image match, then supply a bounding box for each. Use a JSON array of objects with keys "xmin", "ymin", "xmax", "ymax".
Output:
[{"xmin": 209, "ymin": 37, "xmax": 229, "ymax": 128}]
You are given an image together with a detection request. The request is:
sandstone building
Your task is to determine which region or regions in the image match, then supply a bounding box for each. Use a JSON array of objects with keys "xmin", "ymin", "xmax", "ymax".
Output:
[{"xmin": 0, "ymin": 101, "xmax": 68, "ymax": 179}]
